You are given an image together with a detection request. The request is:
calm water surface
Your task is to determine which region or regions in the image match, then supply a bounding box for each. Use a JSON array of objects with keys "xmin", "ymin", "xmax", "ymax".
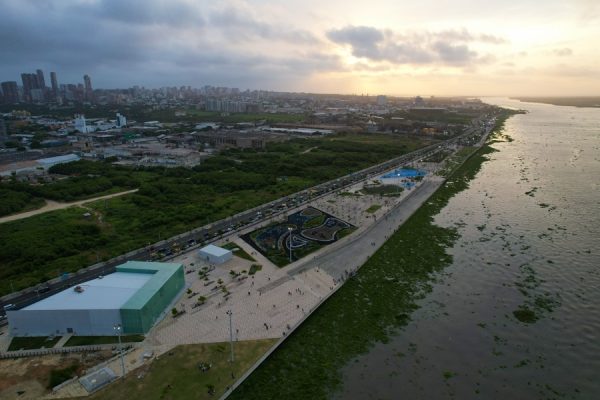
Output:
[{"xmin": 336, "ymin": 98, "xmax": 600, "ymax": 399}]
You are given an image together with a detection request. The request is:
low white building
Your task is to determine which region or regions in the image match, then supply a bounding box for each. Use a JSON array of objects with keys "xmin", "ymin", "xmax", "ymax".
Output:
[{"xmin": 198, "ymin": 244, "xmax": 232, "ymax": 265}]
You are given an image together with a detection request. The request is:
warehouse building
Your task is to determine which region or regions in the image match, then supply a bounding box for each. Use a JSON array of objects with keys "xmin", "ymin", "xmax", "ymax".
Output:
[
  {"xmin": 198, "ymin": 244, "xmax": 232, "ymax": 265},
  {"xmin": 7, "ymin": 261, "xmax": 184, "ymax": 337}
]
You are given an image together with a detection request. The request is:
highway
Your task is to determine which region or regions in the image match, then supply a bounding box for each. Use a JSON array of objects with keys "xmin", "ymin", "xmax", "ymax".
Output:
[{"xmin": 0, "ymin": 113, "xmax": 497, "ymax": 320}]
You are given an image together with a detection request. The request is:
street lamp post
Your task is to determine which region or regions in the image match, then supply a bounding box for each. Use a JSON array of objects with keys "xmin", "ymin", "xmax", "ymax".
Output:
[
  {"xmin": 288, "ymin": 227, "xmax": 293, "ymax": 263},
  {"xmin": 113, "ymin": 324, "xmax": 125, "ymax": 378},
  {"xmin": 226, "ymin": 310, "xmax": 234, "ymax": 363}
]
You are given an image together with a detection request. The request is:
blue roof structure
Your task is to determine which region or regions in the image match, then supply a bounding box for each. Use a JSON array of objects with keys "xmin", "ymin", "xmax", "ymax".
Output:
[{"xmin": 23, "ymin": 272, "xmax": 151, "ymax": 311}]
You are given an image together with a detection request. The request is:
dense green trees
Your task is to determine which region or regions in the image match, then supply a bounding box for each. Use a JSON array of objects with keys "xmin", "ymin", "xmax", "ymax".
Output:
[{"xmin": 0, "ymin": 133, "xmax": 436, "ymax": 295}]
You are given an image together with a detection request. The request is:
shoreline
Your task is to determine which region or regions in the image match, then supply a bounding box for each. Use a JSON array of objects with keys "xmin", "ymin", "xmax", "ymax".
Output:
[
  {"xmin": 510, "ymin": 96, "xmax": 600, "ymax": 108},
  {"xmin": 225, "ymin": 111, "xmax": 517, "ymax": 399}
]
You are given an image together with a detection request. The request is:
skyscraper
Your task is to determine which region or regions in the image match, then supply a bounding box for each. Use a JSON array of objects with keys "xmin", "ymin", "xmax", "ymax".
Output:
[
  {"xmin": 50, "ymin": 72, "xmax": 58, "ymax": 93},
  {"xmin": 21, "ymin": 73, "xmax": 37, "ymax": 102},
  {"xmin": 36, "ymin": 69, "xmax": 46, "ymax": 89},
  {"xmin": 1, "ymin": 81, "xmax": 19, "ymax": 104},
  {"xmin": 83, "ymin": 74, "xmax": 93, "ymax": 102},
  {"xmin": 50, "ymin": 72, "xmax": 59, "ymax": 101}
]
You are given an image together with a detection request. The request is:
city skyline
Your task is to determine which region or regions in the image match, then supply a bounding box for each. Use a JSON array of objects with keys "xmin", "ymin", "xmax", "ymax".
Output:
[{"xmin": 1, "ymin": 0, "xmax": 599, "ymax": 96}]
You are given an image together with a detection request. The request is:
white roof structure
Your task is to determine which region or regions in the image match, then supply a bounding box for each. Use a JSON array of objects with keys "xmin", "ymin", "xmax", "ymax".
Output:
[
  {"xmin": 37, "ymin": 153, "xmax": 80, "ymax": 166},
  {"xmin": 23, "ymin": 272, "xmax": 151, "ymax": 311},
  {"xmin": 199, "ymin": 244, "xmax": 230, "ymax": 257}
]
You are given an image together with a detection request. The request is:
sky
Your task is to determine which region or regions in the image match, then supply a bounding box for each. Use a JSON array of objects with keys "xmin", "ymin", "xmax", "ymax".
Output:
[{"xmin": 1, "ymin": 0, "xmax": 599, "ymax": 96}]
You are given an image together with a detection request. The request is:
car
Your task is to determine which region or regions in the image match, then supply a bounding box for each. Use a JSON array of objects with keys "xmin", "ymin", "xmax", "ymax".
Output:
[
  {"xmin": 37, "ymin": 286, "xmax": 51, "ymax": 293},
  {"xmin": 3, "ymin": 304, "xmax": 15, "ymax": 311}
]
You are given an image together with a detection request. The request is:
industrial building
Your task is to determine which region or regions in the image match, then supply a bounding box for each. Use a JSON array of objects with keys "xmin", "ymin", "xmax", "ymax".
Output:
[
  {"xmin": 198, "ymin": 244, "xmax": 232, "ymax": 265},
  {"xmin": 6, "ymin": 261, "xmax": 184, "ymax": 337}
]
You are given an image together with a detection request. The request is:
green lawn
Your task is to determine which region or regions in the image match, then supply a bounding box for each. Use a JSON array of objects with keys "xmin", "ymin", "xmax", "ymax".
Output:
[
  {"xmin": 64, "ymin": 335, "xmax": 145, "ymax": 347},
  {"xmin": 303, "ymin": 214, "xmax": 326, "ymax": 228},
  {"xmin": 362, "ymin": 185, "xmax": 403, "ymax": 196},
  {"xmin": 91, "ymin": 339, "xmax": 277, "ymax": 400},
  {"xmin": 222, "ymin": 242, "xmax": 256, "ymax": 262},
  {"xmin": 365, "ymin": 204, "xmax": 381, "ymax": 213},
  {"xmin": 7, "ymin": 336, "xmax": 61, "ymax": 351},
  {"xmin": 248, "ymin": 263, "xmax": 263, "ymax": 275}
]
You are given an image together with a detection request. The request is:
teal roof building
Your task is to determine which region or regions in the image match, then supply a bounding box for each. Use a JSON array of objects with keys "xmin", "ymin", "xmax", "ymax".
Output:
[
  {"xmin": 117, "ymin": 261, "xmax": 185, "ymax": 334},
  {"xmin": 7, "ymin": 261, "xmax": 184, "ymax": 337}
]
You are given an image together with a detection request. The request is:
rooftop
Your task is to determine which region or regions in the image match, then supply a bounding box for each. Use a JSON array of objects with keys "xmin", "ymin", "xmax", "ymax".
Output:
[
  {"xmin": 199, "ymin": 244, "xmax": 231, "ymax": 257},
  {"xmin": 37, "ymin": 153, "xmax": 80, "ymax": 166},
  {"xmin": 23, "ymin": 272, "xmax": 152, "ymax": 311},
  {"xmin": 118, "ymin": 261, "xmax": 183, "ymax": 310}
]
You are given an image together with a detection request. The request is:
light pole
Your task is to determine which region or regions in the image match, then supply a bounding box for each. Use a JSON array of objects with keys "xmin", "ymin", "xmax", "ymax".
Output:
[
  {"xmin": 226, "ymin": 310, "xmax": 234, "ymax": 363},
  {"xmin": 113, "ymin": 324, "xmax": 125, "ymax": 378},
  {"xmin": 288, "ymin": 227, "xmax": 293, "ymax": 263}
]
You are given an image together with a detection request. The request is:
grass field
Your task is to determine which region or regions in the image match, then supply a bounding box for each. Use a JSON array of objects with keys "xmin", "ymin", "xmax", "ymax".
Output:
[
  {"xmin": 7, "ymin": 336, "xmax": 62, "ymax": 351},
  {"xmin": 91, "ymin": 339, "xmax": 276, "ymax": 400},
  {"xmin": 365, "ymin": 204, "xmax": 381, "ymax": 213},
  {"xmin": 63, "ymin": 335, "xmax": 144, "ymax": 347},
  {"xmin": 362, "ymin": 185, "xmax": 403, "ymax": 196},
  {"xmin": 222, "ymin": 242, "xmax": 255, "ymax": 262}
]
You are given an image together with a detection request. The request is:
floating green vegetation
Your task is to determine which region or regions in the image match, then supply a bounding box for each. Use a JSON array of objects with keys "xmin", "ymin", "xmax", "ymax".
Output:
[
  {"xmin": 513, "ymin": 263, "xmax": 561, "ymax": 323},
  {"xmin": 513, "ymin": 306, "xmax": 538, "ymax": 323},
  {"xmin": 443, "ymin": 371, "xmax": 457, "ymax": 380},
  {"xmin": 229, "ymin": 109, "xmax": 518, "ymax": 400}
]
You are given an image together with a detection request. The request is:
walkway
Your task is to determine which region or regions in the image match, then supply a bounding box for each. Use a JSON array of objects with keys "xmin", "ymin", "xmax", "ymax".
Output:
[{"xmin": 0, "ymin": 189, "xmax": 138, "ymax": 224}]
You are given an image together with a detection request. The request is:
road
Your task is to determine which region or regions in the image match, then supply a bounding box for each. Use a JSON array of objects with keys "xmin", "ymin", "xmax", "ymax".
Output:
[{"xmin": 0, "ymin": 114, "xmax": 497, "ymax": 317}]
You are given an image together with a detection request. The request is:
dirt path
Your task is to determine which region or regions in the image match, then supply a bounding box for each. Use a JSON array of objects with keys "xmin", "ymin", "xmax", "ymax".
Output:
[
  {"xmin": 0, "ymin": 189, "xmax": 138, "ymax": 224},
  {"xmin": 300, "ymin": 146, "xmax": 318, "ymax": 154}
]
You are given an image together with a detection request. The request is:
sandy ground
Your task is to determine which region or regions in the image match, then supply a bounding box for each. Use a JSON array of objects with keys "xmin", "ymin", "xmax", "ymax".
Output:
[
  {"xmin": 0, "ymin": 351, "xmax": 113, "ymax": 400},
  {"xmin": 0, "ymin": 190, "xmax": 138, "ymax": 224}
]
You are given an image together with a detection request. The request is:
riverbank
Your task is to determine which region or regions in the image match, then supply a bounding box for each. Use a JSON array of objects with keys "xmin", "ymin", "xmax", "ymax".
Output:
[
  {"xmin": 226, "ymin": 111, "xmax": 517, "ymax": 399},
  {"xmin": 511, "ymin": 96, "xmax": 600, "ymax": 108}
]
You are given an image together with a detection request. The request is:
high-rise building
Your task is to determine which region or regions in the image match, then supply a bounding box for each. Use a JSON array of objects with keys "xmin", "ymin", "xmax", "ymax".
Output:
[
  {"xmin": 36, "ymin": 69, "xmax": 46, "ymax": 89},
  {"xmin": 50, "ymin": 72, "xmax": 59, "ymax": 96},
  {"xmin": 20, "ymin": 73, "xmax": 40, "ymax": 102},
  {"xmin": 83, "ymin": 74, "xmax": 93, "ymax": 102},
  {"xmin": 0, "ymin": 118, "xmax": 7, "ymax": 139},
  {"xmin": 1, "ymin": 81, "xmax": 19, "ymax": 104}
]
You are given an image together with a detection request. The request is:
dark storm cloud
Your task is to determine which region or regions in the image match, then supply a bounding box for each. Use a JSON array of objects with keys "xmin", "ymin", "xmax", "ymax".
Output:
[
  {"xmin": 209, "ymin": 7, "xmax": 319, "ymax": 44},
  {"xmin": 327, "ymin": 25, "xmax": 504, "ymax": 66},
  {"xmin": 79, "ymin": 0, "xmax": 205, "ymax": 27},
  {"xmin": 0, "ymin": 0, "xmax": 328, "ymax": 88}
]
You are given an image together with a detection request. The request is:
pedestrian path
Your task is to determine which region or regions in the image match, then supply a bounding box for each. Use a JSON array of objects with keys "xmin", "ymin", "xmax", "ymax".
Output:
[{"xmin": 53, "ymin": 334, "xmax": 72, "ymax": 348}]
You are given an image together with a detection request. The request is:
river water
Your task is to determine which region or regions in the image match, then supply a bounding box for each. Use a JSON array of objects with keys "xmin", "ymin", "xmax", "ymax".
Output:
[{"xmin": 336, "ymin": 98, "xmax": 600, "ymax": 399}]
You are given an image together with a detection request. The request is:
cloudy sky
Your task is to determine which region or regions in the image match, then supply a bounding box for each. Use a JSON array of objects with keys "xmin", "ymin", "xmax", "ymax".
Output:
[{"xmin": 1, "ymin": 0, "xmax": 599, "ymax": 96}]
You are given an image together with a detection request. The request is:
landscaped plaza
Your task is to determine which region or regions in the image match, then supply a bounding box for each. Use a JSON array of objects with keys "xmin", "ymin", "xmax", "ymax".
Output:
[{"xmin": 241, "ymin": 207, "xmax": 355, "ymax": 266}]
